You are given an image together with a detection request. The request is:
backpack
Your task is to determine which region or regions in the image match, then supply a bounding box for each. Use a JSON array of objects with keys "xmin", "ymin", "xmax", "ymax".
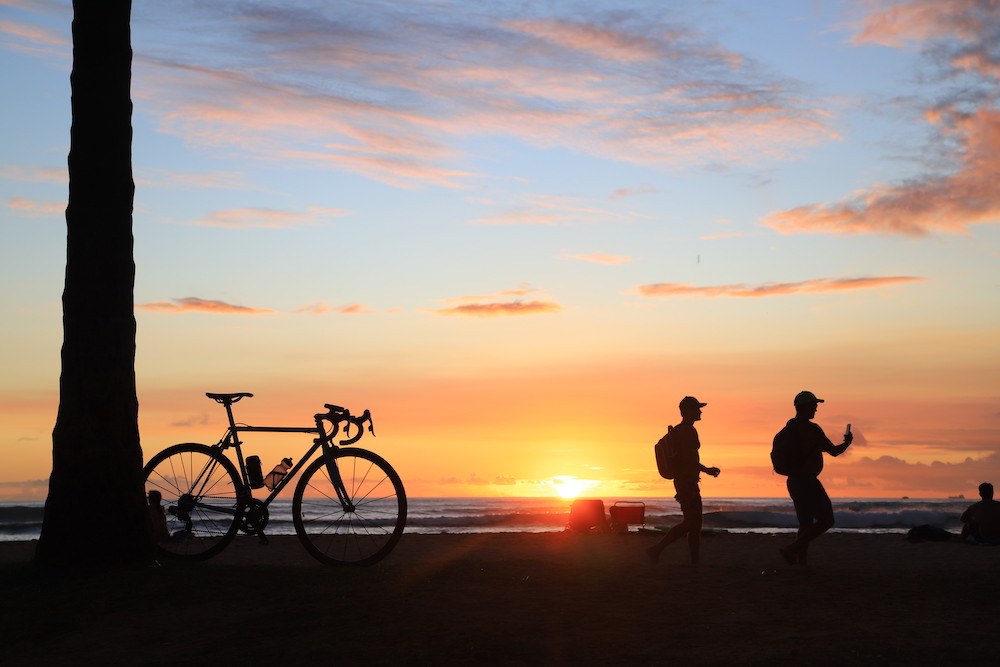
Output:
[
  {"xmin": 654, "ymin": 426, "xmax": 677, "ymax": 479},
  {"xmin": 770, "ymin": 421, "xmax": 801, "ymax": 475}
]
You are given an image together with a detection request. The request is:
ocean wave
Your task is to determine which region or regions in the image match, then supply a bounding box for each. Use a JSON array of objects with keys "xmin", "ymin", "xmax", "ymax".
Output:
[{"xmin": 0, "ymin": 498, "xmax": 970, "ymax": 541}]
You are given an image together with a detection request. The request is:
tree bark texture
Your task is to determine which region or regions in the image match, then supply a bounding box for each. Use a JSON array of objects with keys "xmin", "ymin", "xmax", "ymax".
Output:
[{"xmin": 36, "ymin": 0, "xmax": 152, "ymax": 567}]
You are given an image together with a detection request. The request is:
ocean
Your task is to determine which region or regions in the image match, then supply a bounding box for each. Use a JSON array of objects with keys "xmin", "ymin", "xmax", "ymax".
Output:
[{"xmin": 0, "ymin": 496, "xmax": 972, "ymax": 542}]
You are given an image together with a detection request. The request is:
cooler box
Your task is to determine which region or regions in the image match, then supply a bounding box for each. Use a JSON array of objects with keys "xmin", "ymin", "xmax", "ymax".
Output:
[
  {"xmin": 568, "ymin": 499, "xmax": 608, "ymax": 532},
  {"xmin": 609, "ymin": 501, "xmax": 645, "ymax": 527}
]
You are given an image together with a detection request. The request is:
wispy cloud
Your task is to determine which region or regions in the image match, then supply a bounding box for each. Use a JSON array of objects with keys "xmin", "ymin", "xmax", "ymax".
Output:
[
  {"xmin": 765, "ymin": 109, "xmax": 1000, "ymax": 236},
  {"xmin": 561, "ymin": 253, "xmax": 634, "ymax": 265},
  {"xmin": 433, "ymin": 301, "xmax": 563, "ymax": 318},
  {"xmin": 181, "ymin": 205, "xmax": 350, "ymax": 229},
  {"xmin": 0, "ymin": 165, "xmax": 66, "ymax": 183},
  {"xmin": 430, "ymin": 285, "xmax": 563, "ymax": 317},
  {"xmin": 6, "ymin": 196, "xmax": 64, "ymax": 217},
  {"xmin": 293, "ymin": 302, "xmax": 397, "ymax": 315},
  {"xmin": 768, "ymin": 1, "xmax": 1000, "ymax": 237},
  {"xmin": 609, "ymin": 184, "xmax": 659, "ymax": 200},
  {"xmin": 632, "ymin": 276, "xmax": 926, "ymax": 298},
  {"xmin": 0, "ymin": 16, "xmax": 69, "ymax": 57},
  {"xmin": 441, "ymin": 286, "xmax": 544, "ymax": 304},
  {"xmin": 123, "ymin": 2, "xmax": 834, "ymax": 188},
  {"xmin": 848, "ymin": 0, "xmax": 996, "ymax": 50},
  {"xmin": 137, "ymin": 297, "xmax": 274, "ymax": 314},
  {"xmin": 168, "ymin": 413, "xmax": 210, "ymax": 427}
]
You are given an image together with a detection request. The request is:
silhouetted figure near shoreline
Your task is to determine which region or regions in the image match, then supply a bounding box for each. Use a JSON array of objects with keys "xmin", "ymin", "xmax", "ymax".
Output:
[
  {"xmin": 773, "ymin": 391, "xmax": 852, "ymax": 565},
  {"xmin": 960, "ymin": 482, "xmax": 1000, "ymax": 545},
  {"xmin": 148, "ymin": 490, "xmax": 169, "ymax": 542},
  {"xmin": 646, "ymin": 397, "xmax": 721, "ymax": 566}
]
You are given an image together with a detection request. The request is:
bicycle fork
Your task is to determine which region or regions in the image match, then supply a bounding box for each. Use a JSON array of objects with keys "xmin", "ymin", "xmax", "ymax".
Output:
[{"xmin": 325, "ymin": 453, "xmax": 356, "ymax": 513}]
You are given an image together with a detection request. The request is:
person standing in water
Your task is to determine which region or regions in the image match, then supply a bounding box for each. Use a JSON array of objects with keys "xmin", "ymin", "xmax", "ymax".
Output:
[{"xmin": 646, "ymin": 396, "xmax": 721, "ymax": 566}]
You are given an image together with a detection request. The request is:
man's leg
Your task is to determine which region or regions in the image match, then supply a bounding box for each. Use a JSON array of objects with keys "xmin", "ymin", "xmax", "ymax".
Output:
[
  {"xmin": 648, "ymin": 477, "xmax": 700, "ymax": 564},
  {"xmin": 781, "ymin": 476, "xmax": 816, "ymax": 564},
  {"xmin": 646, "ymin": 519, "xmax": 689, "ymax": 562},
  {"xmin": 784, "ymin": 477, "xmax": 833, "ymax": 564}
]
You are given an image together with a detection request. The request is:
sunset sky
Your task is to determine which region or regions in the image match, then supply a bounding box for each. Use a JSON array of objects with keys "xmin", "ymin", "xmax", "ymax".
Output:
[{"xmin": 1, "ymin": 0, "xmax": 998, "ymax": 502}]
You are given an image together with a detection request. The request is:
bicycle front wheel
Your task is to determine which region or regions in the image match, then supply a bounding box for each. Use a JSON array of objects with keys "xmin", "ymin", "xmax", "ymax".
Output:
[
  {"xmin": 292, "ymin": 448, "xmax": 406, "ymax": 566},
  {"xmin": 143, "ymin": 443, "xmax": 245, "ymax": 560}
]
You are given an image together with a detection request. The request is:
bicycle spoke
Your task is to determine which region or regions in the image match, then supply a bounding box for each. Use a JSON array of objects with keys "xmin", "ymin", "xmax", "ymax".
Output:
[
  {"xmin": 293, "ymin": 448, "xmax": 406, "ymax": 565},
  {"xmin": 143, "ymin": 444, "xmax": 244, "ymax": 560}
]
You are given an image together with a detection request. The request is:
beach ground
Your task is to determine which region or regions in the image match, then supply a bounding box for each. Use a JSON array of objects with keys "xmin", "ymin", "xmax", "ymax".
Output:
[{"xmin": 2, "ymin": 532, "xmax": 998, "ymax": 666}]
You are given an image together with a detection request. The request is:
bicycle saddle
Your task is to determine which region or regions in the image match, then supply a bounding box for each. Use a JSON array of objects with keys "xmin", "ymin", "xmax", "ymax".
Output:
[{"xmin": 206, "ymin": 392, "xmax": 254, "ymax": 403}]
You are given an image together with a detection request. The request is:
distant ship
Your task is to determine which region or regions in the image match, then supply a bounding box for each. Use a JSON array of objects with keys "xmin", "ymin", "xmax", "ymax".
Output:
[{"xmin": 948, "ymin": 494, "xmax": 965, "ymax": 499}]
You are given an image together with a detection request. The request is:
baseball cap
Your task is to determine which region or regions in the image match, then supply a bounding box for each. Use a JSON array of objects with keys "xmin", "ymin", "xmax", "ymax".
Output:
[
  {"xmin": 793, "ymin": 390, "xmax": 824, "ymax": 405},
  {"xmin": 679, "ymin": 396, "xmax": 707, "ymax": 410}
]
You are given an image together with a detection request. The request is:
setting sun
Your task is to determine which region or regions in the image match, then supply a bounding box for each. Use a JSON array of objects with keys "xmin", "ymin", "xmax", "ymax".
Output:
[{"xmin": 552, "ymin": 476, "xmax": 598, "ymax": 499}]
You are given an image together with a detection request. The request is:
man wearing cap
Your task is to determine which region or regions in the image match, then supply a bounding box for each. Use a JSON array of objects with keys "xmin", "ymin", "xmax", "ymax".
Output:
[
  {"xmin": 778, "ymin": 391, "xmax": 853, "ymax": 565},
  {"xmin": 646, "ymin": 396, "xmax": 721, "ymax": 566}
]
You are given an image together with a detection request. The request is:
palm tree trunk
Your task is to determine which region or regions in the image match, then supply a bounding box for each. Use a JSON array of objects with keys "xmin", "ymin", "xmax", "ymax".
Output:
[{"xmin": 35, "ymin": 0, "xmax": 152, "ymax": 567}]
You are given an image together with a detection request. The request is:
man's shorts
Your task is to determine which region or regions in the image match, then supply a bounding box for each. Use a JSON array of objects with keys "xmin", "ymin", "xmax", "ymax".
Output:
[
  {"xmin": 786, "ymin": 475, "xmax": 833, "ymax": 525},
  {"xmin": 673, "ymin": 475, "xmax": 703, "ymax": 515}
]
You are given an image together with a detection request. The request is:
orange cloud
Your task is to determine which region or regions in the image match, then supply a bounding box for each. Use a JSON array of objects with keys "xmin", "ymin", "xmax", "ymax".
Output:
[
  {"xmin": 6, "ymin": 196, "xmax": 64, "ymax": 216},
  {"xmin": 503, "ymin": 18, "xmax": 667, "ymax": 63},
  {"xmin": 632, "ymin": 276, "xmax": 925, "ymax": 298},
  {"xmin": 338, "ymin": 303, "xmax": 375, "ymax": 314},
  {"xmin": 294, "ymin": 302, "xmax": 397, "ymax": 315},
  {"xmin": 849, "ymin": 0, "xmax": 992, "ymax": 49},
  {"xmin": 431, "ymin": 301, "xmax": 563, "ymax": 318},
  {"xmin": 442, "ymin": 285, "xmax": 545, "ymax": 304},
  {"xmin": 0, "ymin": 165, "xmax": 66, "ymax": 183},
  {"xmin": 0, "ymin": 17, "xmax": 69, "ymax": 51},
  {"xmin": 766, "ymin": 108, "xmax": 1000, "ymax": 236},
  {"xmin": 137, "ymin": 297, "xmax": 274, "ymax": 314},
  {"xmin": 184, "ymin": 205, "xmax": 349, "ymax": 229}
]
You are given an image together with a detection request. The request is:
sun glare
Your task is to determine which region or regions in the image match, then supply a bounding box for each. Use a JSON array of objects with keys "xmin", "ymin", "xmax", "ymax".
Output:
[{"xmin": 552, "ymin": 476, "xmax": 596, "ymax": 499}]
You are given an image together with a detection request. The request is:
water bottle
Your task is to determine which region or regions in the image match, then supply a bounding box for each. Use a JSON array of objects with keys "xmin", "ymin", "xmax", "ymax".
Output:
[
  {"xmin": 246, "ymin": 455, "xmax": 264, "ymax": 489},
  {"xmin": 264, "ymin": 457, "xmax": 293, "ymax": 491}
]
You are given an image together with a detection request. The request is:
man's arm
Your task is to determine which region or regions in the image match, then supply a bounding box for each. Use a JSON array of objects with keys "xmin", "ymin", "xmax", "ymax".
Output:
[
  {"xmin": 699, "ymin": 464, "xmax": 721, "ymax": 477},
  {"xmin": 819, "ymin": 424, "xmax": 853, "ymax": 457},
  {"xmin": 960, "ymin": 504, "xmax": 975, "ymax": 523}
]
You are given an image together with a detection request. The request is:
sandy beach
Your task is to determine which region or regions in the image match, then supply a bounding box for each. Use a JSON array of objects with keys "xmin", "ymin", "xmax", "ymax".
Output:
[{"xmin": 2, "ymin": 531, "xmax": 998, "ymax": 666}]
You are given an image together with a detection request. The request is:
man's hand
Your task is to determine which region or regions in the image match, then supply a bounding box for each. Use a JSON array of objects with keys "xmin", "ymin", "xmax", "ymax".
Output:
[
  {"xmin": 844, "ymin": 432, "xmax": 854, "ymax": 446},
  {"xmin": 705, "ymin": 466, "xmax": 721, "ymax": 477}
]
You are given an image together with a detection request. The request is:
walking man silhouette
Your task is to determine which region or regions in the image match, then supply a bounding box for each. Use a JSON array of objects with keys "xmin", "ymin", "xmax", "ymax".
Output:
[
  {"xmin": 646, "ymin": 396, "xmax": 721, "ymax": 566},
  {"xmin": 776, "ymin": 391, "xmax": 853, "ymax": 565}
]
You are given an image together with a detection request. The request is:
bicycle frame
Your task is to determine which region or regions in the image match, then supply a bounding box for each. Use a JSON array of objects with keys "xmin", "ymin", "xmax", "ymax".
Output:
[{"xmin": 213, "ymin": 397, "xmax": 364, "ymax": 510}]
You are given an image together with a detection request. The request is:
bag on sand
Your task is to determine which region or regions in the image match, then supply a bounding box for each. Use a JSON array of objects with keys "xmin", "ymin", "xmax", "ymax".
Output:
[{"xmin": 654, "ymin": 426, "xmax": 677, "ymax": 479}]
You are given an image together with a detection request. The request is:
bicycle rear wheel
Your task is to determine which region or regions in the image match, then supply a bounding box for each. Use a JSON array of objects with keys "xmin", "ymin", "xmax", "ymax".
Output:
[
  {"xmin": 292, "ymin": 447, "xmax": 406, "ymax": 566},
  {"xmin": 143, "ymin": 443, "xmax": 245, "ymax": 560}
]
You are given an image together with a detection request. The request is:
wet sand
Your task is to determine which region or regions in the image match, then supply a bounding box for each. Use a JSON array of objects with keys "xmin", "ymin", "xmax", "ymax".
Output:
[{"xmin": 2, "ymin": 532, "xmax": 998, "ymax": 665}]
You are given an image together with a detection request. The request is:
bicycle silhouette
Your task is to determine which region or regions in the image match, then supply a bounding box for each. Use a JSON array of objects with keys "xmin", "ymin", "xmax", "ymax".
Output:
[{"xmin": 143, "ymin": 392, "xmax": 406, "ymax": 566}]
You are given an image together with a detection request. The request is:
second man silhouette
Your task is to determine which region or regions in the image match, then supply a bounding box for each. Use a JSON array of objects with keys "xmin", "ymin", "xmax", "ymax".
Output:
[{"xmin": 646, "ymin": 396, "xmax": 721, "ymax": 566}]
